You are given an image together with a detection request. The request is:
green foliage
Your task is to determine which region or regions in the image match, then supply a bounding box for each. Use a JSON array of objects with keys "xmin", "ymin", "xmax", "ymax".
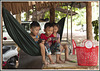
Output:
[
  {"xmin": 44, "ymin": 6, "xmax": 86, "ymax": 25},
  {"xmin": 92, "ymin": 20, "xmax": 99, "ymax": 41},
  {"xmin": 29, "ymin": 10, "xmax": 33, "ymax": 15},
  {"xmin": 44, "ymin": 11, "xmax": 50, "ymax": 20},
  {"xmin": 24, "ymin": 13, "xmax": 27, "ymax": 21}
]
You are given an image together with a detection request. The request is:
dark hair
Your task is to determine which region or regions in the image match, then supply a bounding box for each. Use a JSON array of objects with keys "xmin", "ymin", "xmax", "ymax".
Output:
[
  {"xmin": 44, "ymin": 22, "xmax": 53, "ymax": 29},
  {"xmin": 30, "ymin": 21, "xmax": 40, "ymax": 28},
  {"xmin": 53, "ymin": 22, "xmax": 59, "ymax": 28}
]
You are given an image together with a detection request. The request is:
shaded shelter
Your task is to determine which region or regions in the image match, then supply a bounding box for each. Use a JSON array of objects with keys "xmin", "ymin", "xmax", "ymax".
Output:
[{"xmin": 2, "ymin": 1, "xmax": 94, "ymax": 69}]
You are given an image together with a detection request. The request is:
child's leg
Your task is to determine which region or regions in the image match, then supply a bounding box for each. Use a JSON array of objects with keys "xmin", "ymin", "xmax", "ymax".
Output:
[
  {"xmin": 45, "ymin": 43, "xmax": 55, "ymax": 64},
  {"xmin": 48, "ymin": 55, "xmax": 55, "ymax": 64},
  {"xmin": 56, "ymin": 54, "xmax": 60, "ymax": 62},
  {"xmin": 56, "ymin": 54, "xmax": 64, "ymax": 64},
  {"xmin": 54, "ymin": 43, "xmax": 64, "ymax": 63},
  {"xmin": 39, "ymin": 43, "xmax": 49, "ymax": 65},
  {"xmin": 59, "ymin": 45, "xmax": 65, "ymax": 63},
  {"xmin": 63, "ymin": 44, "xmax": 71, "ymax": 61}
]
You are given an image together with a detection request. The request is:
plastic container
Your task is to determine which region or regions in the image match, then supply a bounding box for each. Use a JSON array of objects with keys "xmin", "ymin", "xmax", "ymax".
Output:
[
  {"xmin": 72, "ymin": 39, "xmax": 76, "ymax": 55},
  {"xmin": 72, "ymin": 39, "xmax": 98, "ymax": 66},
  {"xmin": 76, "ymin": 46, "xmax": 98, "ymax": 66}
]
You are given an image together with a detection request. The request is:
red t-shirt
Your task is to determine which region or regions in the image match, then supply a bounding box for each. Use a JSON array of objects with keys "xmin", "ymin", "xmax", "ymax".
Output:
[{"xmin": 40, "ymin": 33, "xmax": 54, "ymax": 43}]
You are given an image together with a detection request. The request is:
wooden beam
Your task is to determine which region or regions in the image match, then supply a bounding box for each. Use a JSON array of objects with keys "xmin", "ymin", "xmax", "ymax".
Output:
[
  {"xmin": 86, "ymin": 2, "xmax": 93, "ymax": 41},
  {"xmin": 50, "ymin": 5, "xmax": 55, "ymax": 23}
]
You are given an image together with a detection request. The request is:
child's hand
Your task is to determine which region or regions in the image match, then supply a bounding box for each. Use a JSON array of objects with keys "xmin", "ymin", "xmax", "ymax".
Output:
[
  {"xmin": 47, "ymin": 37, "xmax": 51, "ymax": 42},
  {"xmin": 34, "ymin": 38, "xmax": 39, "ymax": 41},
  {"xmin": 57, "ymin": 38, "xmax": 60, "ymax": 43},
  {"xmin": 56, "ymin": 40, "xmax": 59, "ymax": 43}
]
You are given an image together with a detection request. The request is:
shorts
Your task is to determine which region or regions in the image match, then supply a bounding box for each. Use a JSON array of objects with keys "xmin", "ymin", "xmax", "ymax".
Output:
[{"xmin": 45, "ymin": 42, "xmax": 61, "ymax": 55}]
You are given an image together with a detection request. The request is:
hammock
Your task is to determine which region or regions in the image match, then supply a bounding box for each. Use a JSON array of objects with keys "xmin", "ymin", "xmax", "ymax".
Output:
[
  {"xmin": 57, "ymin": 17, "xmax": 65, "ymax": 41},
  {"xmin": 2, "ymin": 7, "xmax": 65, "ymax": 56}
]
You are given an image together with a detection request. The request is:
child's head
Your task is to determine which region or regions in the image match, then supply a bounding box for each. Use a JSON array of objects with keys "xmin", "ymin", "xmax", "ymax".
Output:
[
  {"xmin": 44, "ymin": 22, "xmax": 53, "ymax": 36},
  {"xmin": 53, "ymin": 23, "xmax": 59, "ymax": 33},
  {"xmin": 30, "ymin": 21, "xmax": 40, "ymax": 36}
]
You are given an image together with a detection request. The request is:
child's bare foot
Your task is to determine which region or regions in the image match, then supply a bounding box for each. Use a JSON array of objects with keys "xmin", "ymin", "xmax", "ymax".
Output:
[
  {"xmin": 60, "ymin": 60, "xmax": 65, "ymax": 63},
  {"xmin": 65, "ymin": 59, "xmax": 72, "ymax": 61},
  {"xmin": 65, "ymin": 59, "xmax": 77, "ymax": 63},
  {"xmin": 50, "ymin": 61, "xmax": 55, "ymax": 64},
  {"xmin": 43, "ymin": 61, "xmax": 49, "ymax": 65},
  {"xmin": 56, "ymin": 61, "xmax": 64, "ymax": 64}
]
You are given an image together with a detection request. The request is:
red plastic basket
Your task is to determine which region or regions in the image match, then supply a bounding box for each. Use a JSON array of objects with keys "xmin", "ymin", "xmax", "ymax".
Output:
[{"xmin": 76, "ymin": 46, "xmax": 98, "ymax": 66}]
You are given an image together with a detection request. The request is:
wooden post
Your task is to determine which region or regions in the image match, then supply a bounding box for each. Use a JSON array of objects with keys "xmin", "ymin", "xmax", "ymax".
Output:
[
  {"xmin": 26, "ymin": 11, "xmax": 29, "ymax": 21},
  {"xmin": 50, "ymin": 5, "xmax": 55, "ymax": 23},
  {"xmin": 16, "ymin": 13, "xmax": 21, "ymax": 23},
  {"xmin": 86, "ymin": 2, "xmax": 93, "ymax": 41},
  {"xmin": 16, "ymin": 13, "xmax": 21, "ymax": 52},
  {"xmin": 32, "ymin": 5, "xmax": 37, "ymax": 21}
]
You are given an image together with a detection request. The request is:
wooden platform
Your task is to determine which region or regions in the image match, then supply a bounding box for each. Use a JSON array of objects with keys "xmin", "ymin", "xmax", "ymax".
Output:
[{"xmin": 43, "ymin": 54, "xmax": 99, "ymax": 70}]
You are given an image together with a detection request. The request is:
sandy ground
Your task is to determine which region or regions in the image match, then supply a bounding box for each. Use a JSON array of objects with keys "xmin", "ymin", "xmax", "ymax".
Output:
[{"xmin": 43, "ymin": 54, "xmax": 99, "ymax": 70}]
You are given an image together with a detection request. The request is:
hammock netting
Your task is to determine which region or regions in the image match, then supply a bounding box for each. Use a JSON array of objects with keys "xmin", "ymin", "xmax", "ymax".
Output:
[{"xmin": 2, "ymin": 7, "xmax": 65, "ymax": 56}]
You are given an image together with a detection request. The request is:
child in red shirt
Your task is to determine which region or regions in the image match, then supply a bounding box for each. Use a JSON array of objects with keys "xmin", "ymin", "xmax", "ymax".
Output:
[{"xmin": 40, "ymin": 22, "xmax": 62, "ymax": 64}]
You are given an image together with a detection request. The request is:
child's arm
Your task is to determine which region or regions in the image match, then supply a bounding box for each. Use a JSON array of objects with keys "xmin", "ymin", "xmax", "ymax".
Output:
[
  {"xmin": 38, "ymin": 38, "xmax": 45, "ymax": 44},
  {"xmin": 39, "ymin": 34, "xmax": 46, "ymax": 44},
  {"xmin": 52, "ymin": 37, "xmax": 60, "ymax": 43},
  {"xmin": 34, "ymin": 38, "xmax": 39, "ymax": 41},
  {"xmin": 34, "ymin": 35, "xmax": 39, "ymax": 41},
  {"xmin": 57, "ymin": 37, "xmax": 60, "ymax": 43},
  {"xmin": 30, "ymin": 34, "xmax": 39, "ymax": 42},
  {"xmin": 56, "ymin": 34, "xmax": 60, "ymax": 43},
  {"xmin": 47, "ymin": 37, "xmax": 52, "ymax": 42}
]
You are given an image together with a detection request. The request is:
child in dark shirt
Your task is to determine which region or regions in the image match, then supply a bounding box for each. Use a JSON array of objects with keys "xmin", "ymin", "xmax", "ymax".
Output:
[{"xmin": 30, "ymin": 21, "xmax": 48, "ymax": 65}]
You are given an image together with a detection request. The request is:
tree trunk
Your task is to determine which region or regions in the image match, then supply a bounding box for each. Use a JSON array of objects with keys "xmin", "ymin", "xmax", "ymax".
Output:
[
  {"xmin": 50, "ymin": 5, "xmax": 55, "ymax": 23},
  {"xmin": 86, "ymin": 2, "xmax": 93, "ymax": 41}
]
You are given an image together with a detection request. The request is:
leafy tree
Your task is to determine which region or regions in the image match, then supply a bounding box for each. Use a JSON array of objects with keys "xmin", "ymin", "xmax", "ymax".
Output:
[
  {"xmin": 92, "ymin": 20, "xmax": 99, "ymax": 41},
  {"xmin": 44, "ymin": 6, "xmax": 86, "ymax": 26}
]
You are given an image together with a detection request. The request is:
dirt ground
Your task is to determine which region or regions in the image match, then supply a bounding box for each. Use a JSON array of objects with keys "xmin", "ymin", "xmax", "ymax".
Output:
[{"xmin": 43, "ymin": 54, "xmax": 99, "ymax": 70}]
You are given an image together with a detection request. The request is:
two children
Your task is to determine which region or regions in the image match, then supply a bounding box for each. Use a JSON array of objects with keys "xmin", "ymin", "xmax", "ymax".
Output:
[{"xmin": 40, "ymin": 22, "xmax": 63, "ymax": 64}]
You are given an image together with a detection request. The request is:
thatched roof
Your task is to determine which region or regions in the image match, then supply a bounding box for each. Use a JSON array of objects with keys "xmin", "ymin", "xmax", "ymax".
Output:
[
  {"xmin": 2, "ymin": 1, "xmax": 87, "ymax": 14},
  {"xmin": 3, "ymin": 2, "xmax": 35, "ymax": 14}
]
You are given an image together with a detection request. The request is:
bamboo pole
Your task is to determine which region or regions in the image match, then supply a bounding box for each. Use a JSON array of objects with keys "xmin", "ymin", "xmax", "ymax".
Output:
[
  {"xmin": 67, "ymin": 5, "xmax": 68, "ymax": 42},
  {"xmin": 71, "ymin": 6, "xmax": 73, "ymax": 53},
  {"xmin": 1, "ymin": 3, "xmax": 3, "ymax": 69}
]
